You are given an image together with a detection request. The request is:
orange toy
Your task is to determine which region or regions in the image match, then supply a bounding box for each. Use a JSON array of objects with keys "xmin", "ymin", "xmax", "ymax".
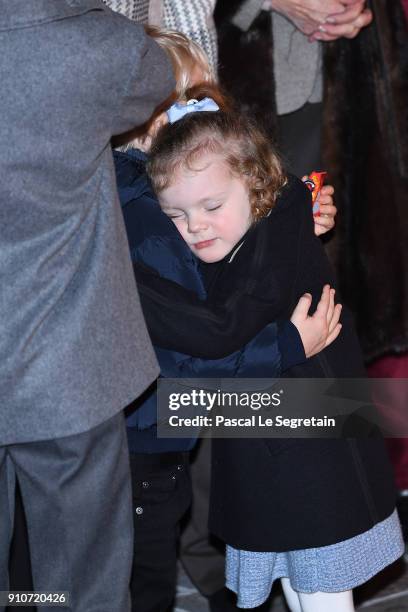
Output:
[{"xmin": 304, "ymin": 171, "xmax": 327, "ymax": 216}]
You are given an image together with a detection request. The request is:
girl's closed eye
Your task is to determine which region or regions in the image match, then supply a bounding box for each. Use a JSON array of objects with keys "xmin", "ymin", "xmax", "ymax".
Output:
[
  {"xmin": 206, "ymin": 203, "xmax": 222, "ymax": 212},
  {"xmin": 165, "ymin": 211, "xmax": 185, "ymax": 219}
]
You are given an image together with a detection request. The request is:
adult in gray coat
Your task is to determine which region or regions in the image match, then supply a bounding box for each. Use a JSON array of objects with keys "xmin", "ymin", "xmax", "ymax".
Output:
[{"xmin": 0, "ymin": 1, "xmax": 173, "ymax": 610}]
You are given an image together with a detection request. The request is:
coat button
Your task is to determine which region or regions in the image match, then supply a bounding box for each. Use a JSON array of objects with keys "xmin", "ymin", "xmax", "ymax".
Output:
[
  {"xmin": 135, "ymin": 506, "xmax": 143, "ymax": 515},
  {"xmin": 177, "ymin": 464, "xmax": 183, "ymax": 471},
  {"xmin": 171, "ymin": 475, "xmax": 176, "ymax": 480},
  {"xmin": 142, "ymin": 481, "xmax": 150, "ymax": 488}
]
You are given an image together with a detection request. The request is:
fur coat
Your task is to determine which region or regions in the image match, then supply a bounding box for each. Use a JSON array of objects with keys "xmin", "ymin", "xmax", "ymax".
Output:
[{"xmin": 215, "ymin": 0, "xmax": 408, "ymax": 361}]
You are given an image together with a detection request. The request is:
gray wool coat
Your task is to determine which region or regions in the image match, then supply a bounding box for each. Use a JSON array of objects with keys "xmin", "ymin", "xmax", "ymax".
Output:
[{"xmin": 0, "ymin": 0, "xmax": 174, "ymax": 444}]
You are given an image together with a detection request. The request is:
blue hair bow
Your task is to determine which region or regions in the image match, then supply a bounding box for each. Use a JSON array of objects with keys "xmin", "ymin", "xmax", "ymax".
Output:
[{"xmin": 167, "ymin": 97, "xmax": 220, "ymax": 124}]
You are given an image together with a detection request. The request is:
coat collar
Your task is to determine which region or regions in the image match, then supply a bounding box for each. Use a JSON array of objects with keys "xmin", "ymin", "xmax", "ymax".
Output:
[{"xmin": 0, "ymin": 0, "xmax": 104, "ymax": 32}]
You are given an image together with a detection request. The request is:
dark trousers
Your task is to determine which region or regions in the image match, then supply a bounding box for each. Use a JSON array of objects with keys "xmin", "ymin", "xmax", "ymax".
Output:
[
  {"xmin": 0, "ymin": 413, "xmax": 133, "ymax": 612},
  {"xmin": 277, "ymin": 102, "xmax": 323, "ymax": 178},
  {"xmin": 179, "ymin": 438, "xmax": 224, "ymax": 597},
  {"xmin": 129, "ymin": 451, "xmax": 192, "ymax": 612},
  {"xmin": 7, "ymin": 483, "xmax": 35, "ymax": 612}
]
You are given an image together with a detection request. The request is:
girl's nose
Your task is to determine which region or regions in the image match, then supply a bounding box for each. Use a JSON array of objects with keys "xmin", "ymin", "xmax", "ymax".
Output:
[{"xmin": 188, "ymin": 215, "xmax": 208, "ymax": 233}]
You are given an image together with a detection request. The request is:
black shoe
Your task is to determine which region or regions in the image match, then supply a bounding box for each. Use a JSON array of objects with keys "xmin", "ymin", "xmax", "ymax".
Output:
[
  {"xmin": 208, "ymin": 587, "xmax": 271, "ymax": 612},
  {"xmin": 208, "ymin": 587, "xmax": 238, "ymax": 612}
]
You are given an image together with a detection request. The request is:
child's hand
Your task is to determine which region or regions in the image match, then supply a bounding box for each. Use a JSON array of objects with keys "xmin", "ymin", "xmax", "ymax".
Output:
[
  {"xmin": 290, "ymin": 284, "xmax": 342, "ymax": 358},
  {"xmin": 302, "ymin": 177, "xmax": 337, "ymax": 236},
  {"xmin": 314, "ymin": 184, "xmax": 337, "ymax": 236}
]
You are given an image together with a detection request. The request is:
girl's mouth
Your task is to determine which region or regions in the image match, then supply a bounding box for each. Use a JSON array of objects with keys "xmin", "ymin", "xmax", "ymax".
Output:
[{"xmin": 194, "ymin": 239, "xmax": 216, "ymax": 250}]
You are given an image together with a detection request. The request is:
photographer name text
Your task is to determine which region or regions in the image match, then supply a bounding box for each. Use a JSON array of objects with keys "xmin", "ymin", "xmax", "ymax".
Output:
[{"xmin": 168, "ymin": 415, "xmax": 336, "ymax": 429}]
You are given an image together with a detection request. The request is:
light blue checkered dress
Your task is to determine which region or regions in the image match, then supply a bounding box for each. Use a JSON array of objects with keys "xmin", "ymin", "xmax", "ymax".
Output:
[{"xmin": 226, "ymin": 509, "xmax": 404, "ymax": 609}]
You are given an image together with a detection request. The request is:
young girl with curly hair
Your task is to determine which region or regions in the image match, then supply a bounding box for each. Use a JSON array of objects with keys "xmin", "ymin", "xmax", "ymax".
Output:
[{"xmin": 142, "ymin": 96, "xmax": 404, "ymax": 611}]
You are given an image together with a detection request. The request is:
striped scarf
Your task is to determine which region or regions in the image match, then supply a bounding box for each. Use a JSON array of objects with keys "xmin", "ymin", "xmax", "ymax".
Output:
[
  {"xmin": 163, "ymin": 0, "xmax": 218, "ymax": 70},
  {"xmin": 103, "ymin": 0, "xmax": 218, "ymax": 70},
  {"xmin": 102, "ymin": 0, "xmax": 150, "ymax": 22}
]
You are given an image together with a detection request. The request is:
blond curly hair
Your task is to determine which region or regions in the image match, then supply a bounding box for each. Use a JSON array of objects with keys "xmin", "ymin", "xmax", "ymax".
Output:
[
  {"xmin": 145, "ymin": 26, "xmax": 215, "ymax": 100},
  {"xmin": 117, "ymin": 26, "xmax": 215, "ymax": 151}
]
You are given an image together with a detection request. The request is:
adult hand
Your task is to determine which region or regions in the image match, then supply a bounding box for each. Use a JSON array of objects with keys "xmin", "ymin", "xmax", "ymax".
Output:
[
  {"xmin": 262, "ymin": 0, "xmax": 349, "ymax": 36},
  {"xmin": 309, "ymin": 0, "xmax": 373, "ymax": 41}
]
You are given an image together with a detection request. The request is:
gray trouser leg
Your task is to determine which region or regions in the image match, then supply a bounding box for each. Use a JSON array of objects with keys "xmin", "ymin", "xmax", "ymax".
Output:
[
  {"xmin": 180, "ymin": 437, "xmax": 225, "ymax": 597},
  {"xmin": 8, "ymin": 413, "xmax": 133, "ymax": 612},
  {"xmin": 277, "ymin": 102, "xmax": 323, "ymax": 178},
  {"xmin": 0, "ymin": 448, "xmax": 15, "ymax": 595}
]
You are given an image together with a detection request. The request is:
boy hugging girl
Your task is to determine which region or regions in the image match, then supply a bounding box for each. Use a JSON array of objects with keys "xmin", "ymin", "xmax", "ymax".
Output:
[{"xmin": 117, "ymin": 25, "xmax": 403, "ymax": 612}]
